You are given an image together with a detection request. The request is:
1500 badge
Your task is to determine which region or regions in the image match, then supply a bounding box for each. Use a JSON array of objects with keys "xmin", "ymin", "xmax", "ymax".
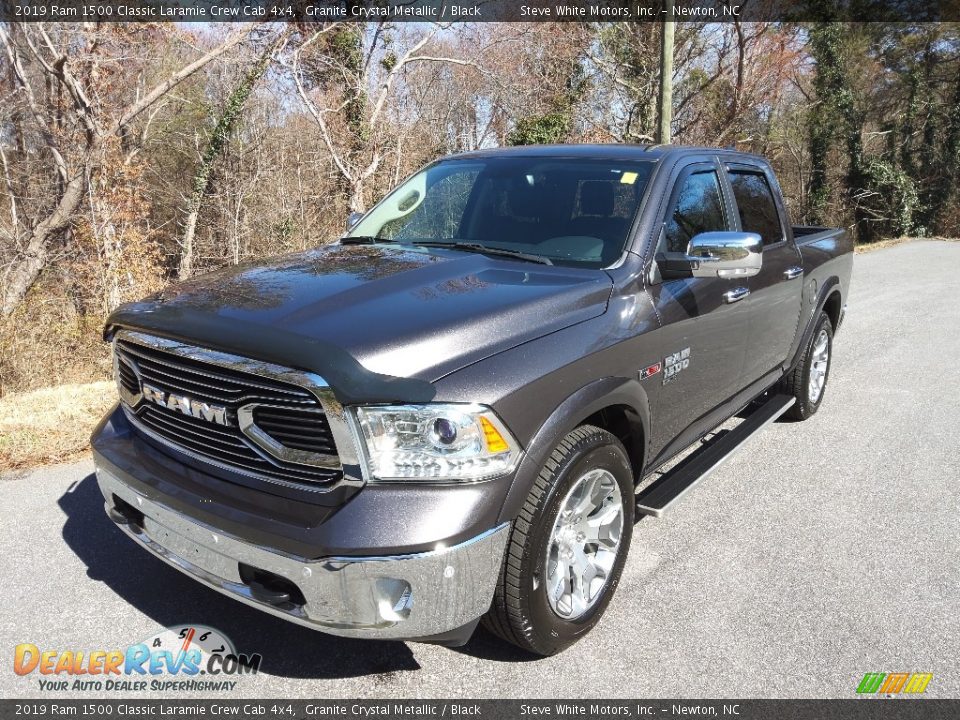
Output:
[{"xmin": 663, "ymin": 347, "xmax": 691, "ymax": 385}]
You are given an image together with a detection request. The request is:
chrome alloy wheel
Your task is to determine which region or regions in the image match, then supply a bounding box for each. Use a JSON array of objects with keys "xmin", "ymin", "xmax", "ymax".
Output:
[
  {"xmin": 808, "ymin": 328, "xmax": 830, "ymax": 403},
  {"xmin": 544, "ymin": 468, "xmax": 624, "ymax": 620}
]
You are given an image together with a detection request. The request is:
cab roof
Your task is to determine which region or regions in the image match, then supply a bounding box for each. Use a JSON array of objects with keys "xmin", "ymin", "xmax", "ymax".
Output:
[{"xmin": 444, "ymin": 143, "xmax": 766, "ymax": 164}]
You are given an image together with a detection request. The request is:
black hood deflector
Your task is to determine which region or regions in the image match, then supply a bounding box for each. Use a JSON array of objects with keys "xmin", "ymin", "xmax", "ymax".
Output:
[{"xmin": 106, "ymin": 306, "xmax": 437, "ymax": 405}]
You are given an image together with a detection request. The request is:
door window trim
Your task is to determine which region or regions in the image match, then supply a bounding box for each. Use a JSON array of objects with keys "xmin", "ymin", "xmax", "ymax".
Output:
[
  {"xmin": 649, "ymin": 158, "xmax": 733, "ymax": 285},
  {"xmin": 723, "ymin": 162, "xmax": 788, "ymax": 251}
]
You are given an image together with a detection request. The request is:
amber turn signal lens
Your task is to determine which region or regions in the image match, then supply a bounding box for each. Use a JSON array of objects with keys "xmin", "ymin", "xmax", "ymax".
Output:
[{"xmin": 480, "ymin": 416, "xmax": 509, "ymax": 453}]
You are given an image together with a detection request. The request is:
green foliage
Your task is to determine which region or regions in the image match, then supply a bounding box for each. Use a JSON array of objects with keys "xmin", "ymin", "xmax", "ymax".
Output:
[
  {"xmin": 329, "ymin": 27, "xmax": 363, "ymax": 74},
  {"xmin": 506, "ymin": 113, "xmax": 571, "ymax": 146},
  {"xmin": 807, "ymin": 22, "xmax": 855, "ymax": 224},
  {"xmin": 381, "ymin": 52, "xmax": 397, "ymax": 74},
  {"xmin": 805, "ymin": 22, "xmax": 960, "ymax": 241},
  {"xmin": 505, "ymin": 44, "xmax": 590, "ymax": 147},
  {"xmin": 860, "ymin": 158, "xmax": 921, "ymax": 238},
  {"xmin": 948, "ymin": 74, "xmax": 960, "ymax": 170},
  {"xmin": 327, "ymin": 27, "xmax": 366, "ymax": 138},
  {"xmin": 272, "ymin": 217, "xmax": 296, "ymax": 245},
  {"xmin": 903, "ymin": 42, "xmax": 960, "ymax": 232},
  {"xmin": 189, "ymin": 47, "xmax": 274, "ymax": 207}
]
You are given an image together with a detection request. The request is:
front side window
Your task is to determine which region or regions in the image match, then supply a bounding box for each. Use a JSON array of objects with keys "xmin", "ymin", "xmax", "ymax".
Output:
[
  {"xmin": 661, "ymin": 170, "xmax": 728, "ymax": 254},
  {"xmin": 348, "ymin": 157, "xmax": 655, "ymax": 268},
  {"xmin": 728, "ymin": 170, "xmax": 784, "ymax": 246}
]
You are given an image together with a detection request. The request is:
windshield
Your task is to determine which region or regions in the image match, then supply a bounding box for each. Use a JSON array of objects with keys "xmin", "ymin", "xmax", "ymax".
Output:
[{"xmin": 347, "ymin": 156, "xmax": 655, "ymax": 268}]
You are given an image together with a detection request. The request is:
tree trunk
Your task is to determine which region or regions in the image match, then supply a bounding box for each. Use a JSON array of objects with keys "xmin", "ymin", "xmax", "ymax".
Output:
[
  {"xmin": 657, "ymin": 16, "xmax": 674, "ymax": 145},
  {"xmin": 0, "ymin": 26, "xmax": 254, "ymax": 317},
  {"xmin": 178, "ymin": 38, "xmax": 281, "ymax": 280},
  {"xmin": 349, "ymin": 178, "xmax": 367, "ymax": 214},
  {"xmin": 1, "ymin": 168, "xmax": 87, "ymax": 316},
  {"xmin": 179, "ymin": 208, "xmax": 200, "ymax": 280},
  {"xmin": 806, "ymin": 22, "xmax": 846, "ymax": 225}
]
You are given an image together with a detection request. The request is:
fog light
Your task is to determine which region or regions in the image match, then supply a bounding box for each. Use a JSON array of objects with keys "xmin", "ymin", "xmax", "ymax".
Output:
[{"xmin": 374, "ymin": 579, "xmax": 413, "ymax": 622}]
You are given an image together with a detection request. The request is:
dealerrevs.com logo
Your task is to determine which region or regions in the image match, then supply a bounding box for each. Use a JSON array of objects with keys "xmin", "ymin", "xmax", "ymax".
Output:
[{"xmin": 14, "ymin": 625, "xmax": 262, "ymax": 693}]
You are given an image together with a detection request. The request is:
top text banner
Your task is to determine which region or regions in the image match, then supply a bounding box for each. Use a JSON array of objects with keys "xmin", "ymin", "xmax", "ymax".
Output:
[{"xmin": 4, "ymin": 0, "xmax": 959, "ymax": 22}]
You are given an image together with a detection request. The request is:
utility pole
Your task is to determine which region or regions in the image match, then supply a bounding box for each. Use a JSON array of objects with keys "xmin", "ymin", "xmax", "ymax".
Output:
[{"xmin": 658, "ymin": 10, "xmax": 674, "ymax": 145}]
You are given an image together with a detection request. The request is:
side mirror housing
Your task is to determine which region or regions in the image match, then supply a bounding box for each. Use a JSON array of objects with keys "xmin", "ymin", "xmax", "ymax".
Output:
[
  {"xmin": 686, "ymin": 231, "xmax": 762, "ymax": 279},
  {"xmin": 346, "ymin": 211, "xmax": 364, "ymax": 230}
]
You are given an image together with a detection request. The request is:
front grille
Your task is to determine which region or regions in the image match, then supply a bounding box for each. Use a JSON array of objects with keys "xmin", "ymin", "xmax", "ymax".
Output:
[
  {"xmin": 117, "ymin": 357, "xmax": 139, "ymax": 396},
  {"xmin": 251, "ymin": 406, "xmax": 335, "ymax": 455},
  {"xmin": 115, "ymin": 336, "xmax": 342, "ymax": 490}
]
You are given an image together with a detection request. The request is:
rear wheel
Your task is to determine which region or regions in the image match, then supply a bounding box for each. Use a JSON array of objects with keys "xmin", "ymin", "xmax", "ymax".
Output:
[
  {"xmin": 482, "ymin": 425, "xmax": 634, "ymax": 656},
  {"xmin": 779, "ymin": 311, "xmax": 833, "ymax": 421}
]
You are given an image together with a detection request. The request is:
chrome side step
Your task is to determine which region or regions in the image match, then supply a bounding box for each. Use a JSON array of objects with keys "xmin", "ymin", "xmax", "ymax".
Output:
[{"xmin": 636, "ymin": 393, "xmax": 796, "ymax": 518}]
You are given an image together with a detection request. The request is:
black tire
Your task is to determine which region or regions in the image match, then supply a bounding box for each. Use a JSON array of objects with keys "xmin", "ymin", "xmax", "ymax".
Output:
[
  {"xmin": 779, "ymin": 311, "xmax": 834, "ymax": 421},
  {"xmin": 482, "ymin": 425, "xmax": 634, "ymax": 656}
]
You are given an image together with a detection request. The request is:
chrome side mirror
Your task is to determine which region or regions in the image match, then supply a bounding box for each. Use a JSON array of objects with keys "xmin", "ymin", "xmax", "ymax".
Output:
[
  {"xmin": 687, "ymin": 232, "xmax": 762, "ymax": 279},
  {"xmin": 346, "ymin": 211, "xmax": 364, "ymax": 230}
]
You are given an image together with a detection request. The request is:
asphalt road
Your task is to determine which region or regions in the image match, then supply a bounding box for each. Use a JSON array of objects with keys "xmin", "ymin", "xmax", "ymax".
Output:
[{"xmin": 2, "ymin": 240, "xmax": 958, "ymax": 700}]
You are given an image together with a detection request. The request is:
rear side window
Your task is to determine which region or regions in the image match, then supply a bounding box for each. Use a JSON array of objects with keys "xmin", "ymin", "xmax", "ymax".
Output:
[
  {"xmin": 728, "ymin": 170, "xmax": 783, "ymax": 246},
  {"xmin": 662, "ymin": 170, "xmax": 727, "ymax": 253}
]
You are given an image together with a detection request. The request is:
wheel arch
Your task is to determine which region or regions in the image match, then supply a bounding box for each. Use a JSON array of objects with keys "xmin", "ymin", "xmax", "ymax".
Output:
[
  {"xmin": 789, "ymin": 277, "xmax": 843, "ymax": 373},
  {"xmin": 580, "ymin": 405, "xmax": 646, "ymax": 483},
  {"xmin": 496, "ymin": 377, "xmax": 649, "ymax": 524},
  {"xmin": 823, "ymin": 288, "xmax": 843, "ymax": 331}
]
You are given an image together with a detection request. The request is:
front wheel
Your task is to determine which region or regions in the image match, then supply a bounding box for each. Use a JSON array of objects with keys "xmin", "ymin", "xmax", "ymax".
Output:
[
  {"xmin": 779, "ymin": 311, "xmax": 834, "ymax": 421},
  {"xmin": 482, "ymin": 425, "xmax": 634, "ymax": 656}
]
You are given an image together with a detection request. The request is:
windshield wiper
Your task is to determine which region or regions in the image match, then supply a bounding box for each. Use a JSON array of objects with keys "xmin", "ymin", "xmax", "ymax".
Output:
[
  {"xmin": 412, "ymin": 241, "xmax": 553, "ymax": 266},
  {"xmin": 341, "ymin": 237, "xmax": 553, "ymax": 265}
]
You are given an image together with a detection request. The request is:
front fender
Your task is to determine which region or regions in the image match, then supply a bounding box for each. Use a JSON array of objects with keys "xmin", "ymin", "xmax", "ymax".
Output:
[{"xmin": 496, "ymin": 377, "xmax": 650, "ymax": 524}]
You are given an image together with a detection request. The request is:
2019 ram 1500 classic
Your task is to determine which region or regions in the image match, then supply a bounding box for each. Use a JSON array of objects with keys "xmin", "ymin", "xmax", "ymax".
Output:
[{"xmin": 92, "ymin": 144, "xmax": 852, "ymax": 655}]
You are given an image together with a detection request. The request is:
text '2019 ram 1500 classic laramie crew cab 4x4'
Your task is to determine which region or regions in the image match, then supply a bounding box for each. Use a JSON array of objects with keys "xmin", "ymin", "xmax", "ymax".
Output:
[{"xmin": 93, "ymin": 145, "xmax": 852, "ymax": 656}]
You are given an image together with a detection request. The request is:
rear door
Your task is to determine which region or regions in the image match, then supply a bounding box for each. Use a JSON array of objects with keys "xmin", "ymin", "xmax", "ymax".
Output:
[
  {"xmin": 645, "ymin": 159, "xmax": 750, "ymax": 457},
  {"xmin": 723, "ymin": 162, "xmax": 803, "ymax": 385}
]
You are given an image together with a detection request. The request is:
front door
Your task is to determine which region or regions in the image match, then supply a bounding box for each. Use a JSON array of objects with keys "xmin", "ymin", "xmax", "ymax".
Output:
[{"xmin": 645, "ymin": 161, "xmax": 750, "ymax": 459}]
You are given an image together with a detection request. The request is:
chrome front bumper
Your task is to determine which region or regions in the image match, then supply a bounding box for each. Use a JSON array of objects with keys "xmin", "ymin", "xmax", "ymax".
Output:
[{"xmin": 96, "ymin": 466, "xmax": 510, "ymax": 641}]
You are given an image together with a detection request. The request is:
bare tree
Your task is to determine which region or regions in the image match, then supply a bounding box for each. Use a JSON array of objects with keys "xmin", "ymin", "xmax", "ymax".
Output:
[
  {"xmin": 179, "ymin": 28, "xmax": 290, "ymax": 280},
  {"xmin": 287, "ymin": 23, "xmax": 478, "ymax": 213},
  {"xmin": 0, "ymin": 24, "xmax": 254, "ymax": 317}
]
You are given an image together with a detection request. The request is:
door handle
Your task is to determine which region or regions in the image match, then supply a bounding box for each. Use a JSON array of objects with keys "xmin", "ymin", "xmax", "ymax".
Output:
[
  {"xmin": 723, "ymin": 287, "xmax": 750, "ymax": 304},
  {"xmin": 784, "ymin": 266, "xmax": 803, "ymax": 280}
]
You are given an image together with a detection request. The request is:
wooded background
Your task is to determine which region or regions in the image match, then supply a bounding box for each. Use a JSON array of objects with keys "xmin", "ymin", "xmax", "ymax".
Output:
[{"xmin": 1, "ymin": 21, "xmax": 958, "ymax": 396}]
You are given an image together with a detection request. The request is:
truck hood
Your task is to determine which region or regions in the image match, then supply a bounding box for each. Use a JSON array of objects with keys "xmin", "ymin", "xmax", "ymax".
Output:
[{"xmin": 108, "ymin": 244, "xmax": 612, "ymax": 400}]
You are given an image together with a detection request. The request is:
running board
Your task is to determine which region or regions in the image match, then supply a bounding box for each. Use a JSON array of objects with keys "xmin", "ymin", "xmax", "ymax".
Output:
[{"xmin": 636, "ymin": 393, "xmax": 796, "ymax": 518}]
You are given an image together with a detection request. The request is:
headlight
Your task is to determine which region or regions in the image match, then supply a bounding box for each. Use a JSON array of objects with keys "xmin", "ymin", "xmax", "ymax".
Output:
[{"xmin": 354, "ymin": 404, "xmax": 520, "ymax": 482}]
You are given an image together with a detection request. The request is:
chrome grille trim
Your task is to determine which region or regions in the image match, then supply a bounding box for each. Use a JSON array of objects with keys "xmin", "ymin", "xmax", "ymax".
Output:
[
  {"xmin": 113, "ymin": 330, "xmax": 364, "ymax": 493},
  {"xmin": 126, "ymin": 413, "xmax": 342, "ymax": 493},
  {"xmin": 119, "ymin": 340, "xmax": 311, "ymax": 397}
]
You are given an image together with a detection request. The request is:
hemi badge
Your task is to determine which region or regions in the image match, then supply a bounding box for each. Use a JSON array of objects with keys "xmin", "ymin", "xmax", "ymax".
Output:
[{"xmin": 640, "ymin": 362, "xmax": 662, "ymax": 380}]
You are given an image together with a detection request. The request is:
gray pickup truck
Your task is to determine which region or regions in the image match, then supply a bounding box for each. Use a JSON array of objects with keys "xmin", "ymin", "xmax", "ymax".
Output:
[{"xmin": 93, "ymin": 144, "xmax": 852, "ymax": 655}]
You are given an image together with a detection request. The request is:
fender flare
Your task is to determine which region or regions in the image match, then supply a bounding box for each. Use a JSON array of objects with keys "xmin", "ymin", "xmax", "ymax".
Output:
[
  {"xmin": 496, "ymin": 376, "xmax": 650, "ymax": 524},
  {"xmin": 789, "ymin": 276, "xmax": 841, "ymax": 372}
]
